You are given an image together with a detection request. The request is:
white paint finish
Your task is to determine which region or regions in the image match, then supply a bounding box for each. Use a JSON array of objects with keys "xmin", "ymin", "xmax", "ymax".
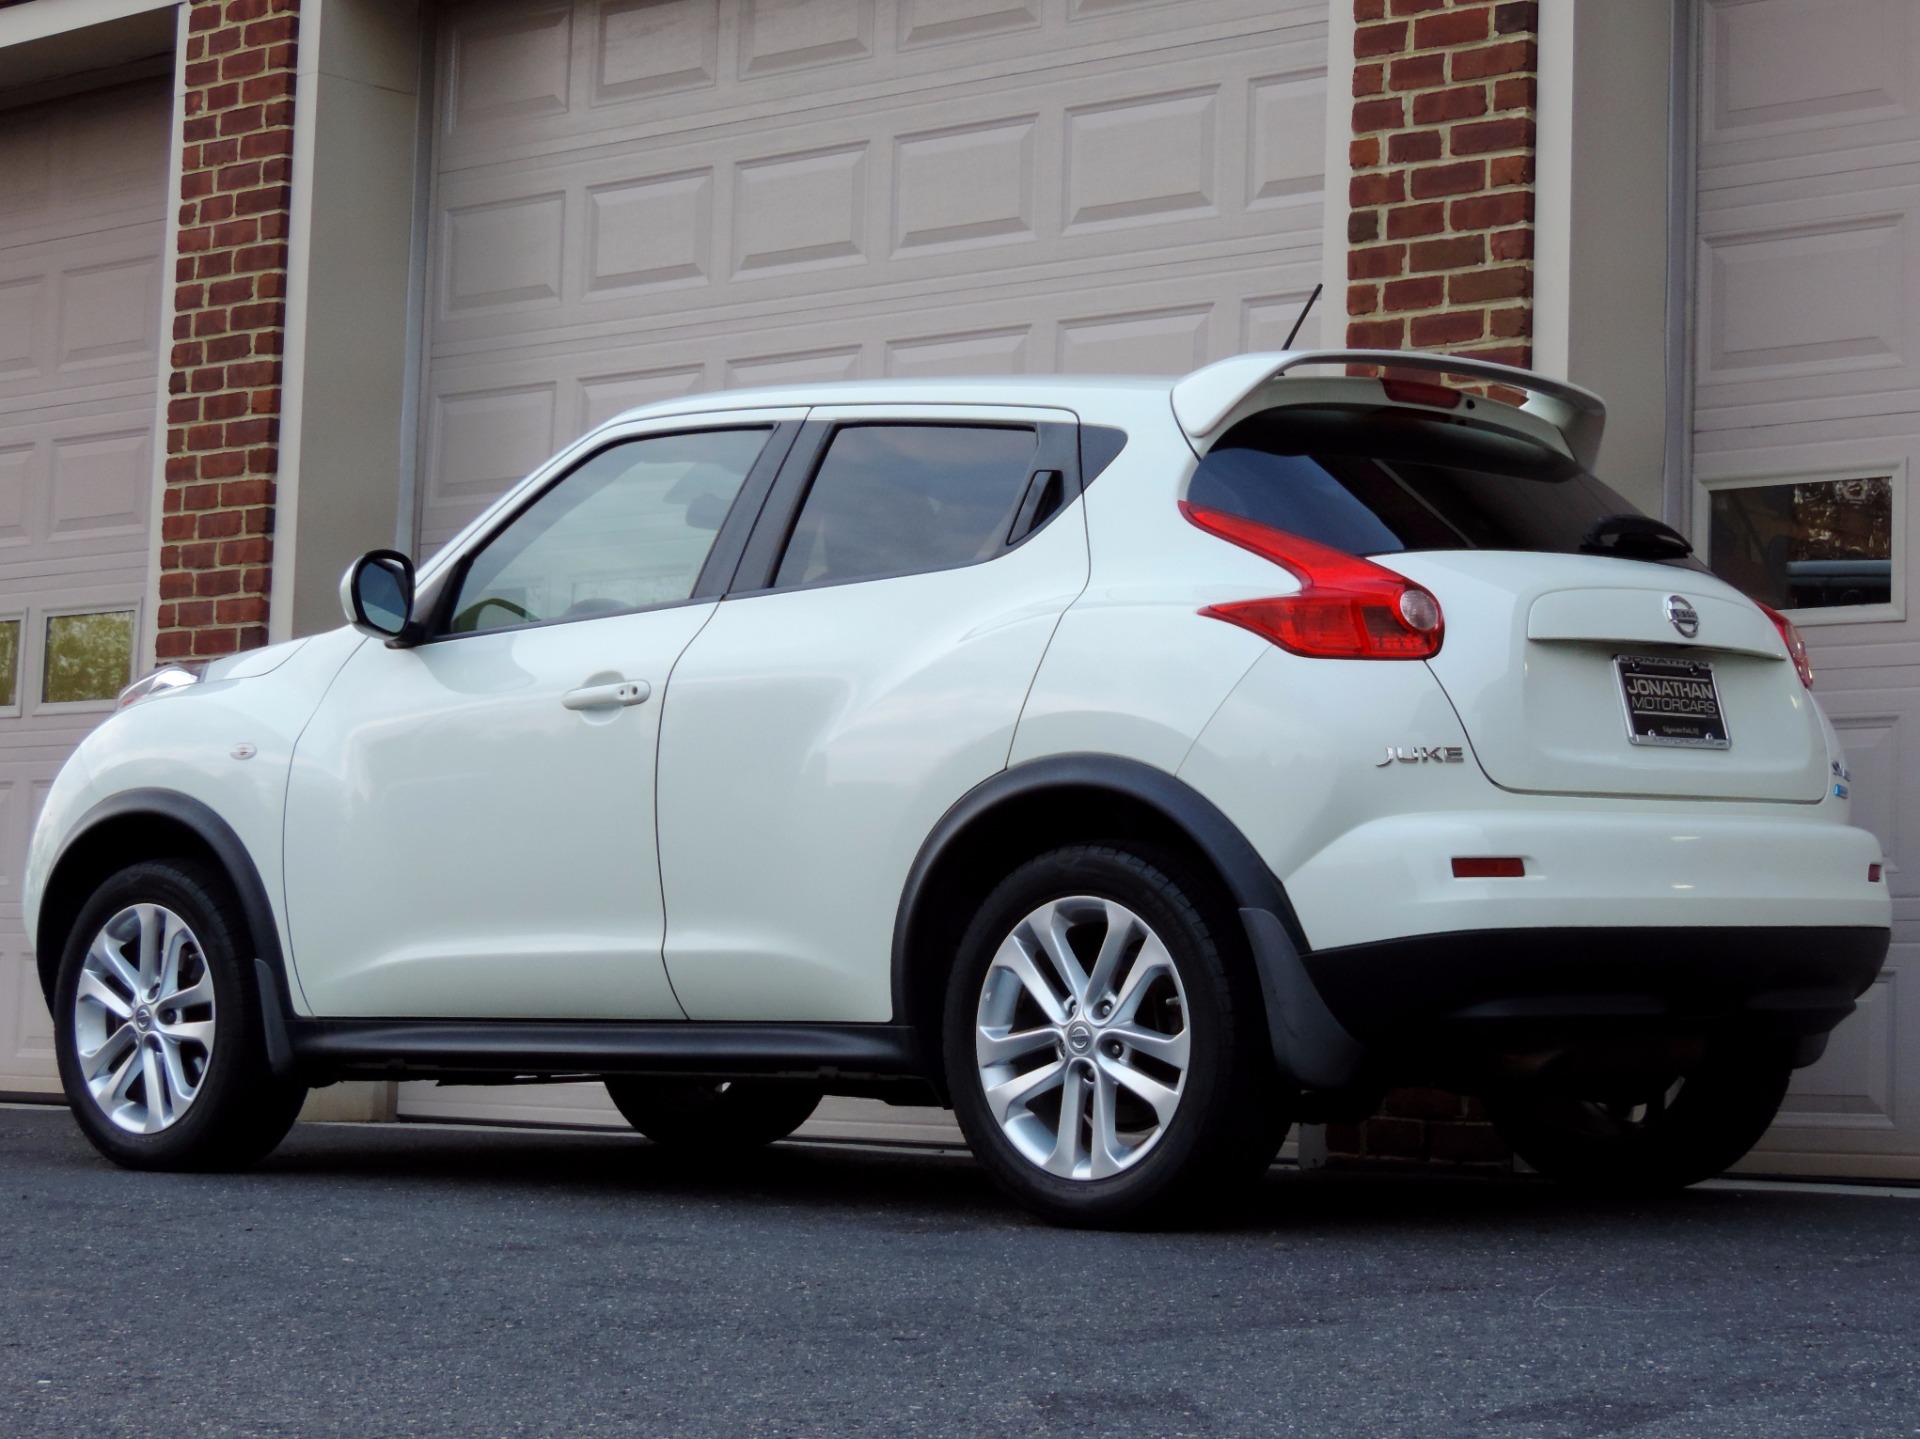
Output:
[
  {"xmin": 281, "ymin": 605, "xmax": 707, "ymax": 1019},
  {"xmin": 24, "ymin": 628, "xmax": 369, "ymax": 1022},
  {"xmin": 892, "ymin": 116, "xmax": 1036, "ymax": 255},
  {"xmin": 1703, "ymin": 0, "xmax": 1911, "ymax": 143},
  {"xmin": 898, "ymin": 0, "xmax": 1041, "ymax": 49},
  {"xmin": 1283, "ymin": 807, "xmax": 1884, "ymax": 952},
  {"xmin": 1703, "ymin": 217, "xmax": 1904, "ymax": 377},
  {"xmin": 738, "ymin": 0, "xmax": 875, "ymax": 75},
  {"xmin": 416, "ymin": 0, "xmax": 1328, "ymax": 552},
  {"xmin": 594, "ymin": 0, "xmax": 720, "ymax": 102},
  {"xmin": 587, "ymin": 169, "xmax": 713, "ymax": 293},
  {"xmin": 1396, "ymin": 550, "xmax": 1827, "ymax": 804},
  {"xmin": 1064, "ymin": 88, "xmax": 1218, "ymax": 232},
  {"xmin": 1010, "ymin": 407, "xmax": 1274, "ymax": 774},
  {"xmin": 0, "ymin": 0, "xmax": 173, "ymax": 51},
  {"xmin": 1695, "ymin": 0, "xmax": 1920, "ymax": 1176},
  {"xmin": 0, "ymin": 78, "xmax": 169, "ymax": 1094},
  {"xmin": 731, "ymin": 144, "xmax": 870, "ymax": 277},
  {"xmin": 656, "ymin": 407, "xmax": 1088, "ymax": 1021}
]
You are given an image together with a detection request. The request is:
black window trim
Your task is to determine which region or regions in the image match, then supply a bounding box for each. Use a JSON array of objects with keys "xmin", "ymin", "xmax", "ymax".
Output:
[
  {"xmin": 409, "ymin": 419, "xmax": 804, "ymax": 645},
  {"xmin": 725, "ymin": 417, "xmax": 1084, "ymax": 600}
]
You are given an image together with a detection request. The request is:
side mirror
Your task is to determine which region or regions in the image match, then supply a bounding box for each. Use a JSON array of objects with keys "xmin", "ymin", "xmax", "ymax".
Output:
[{"xmin": 341, "ymin": 549, "xmax": 416, "ymax": 641}]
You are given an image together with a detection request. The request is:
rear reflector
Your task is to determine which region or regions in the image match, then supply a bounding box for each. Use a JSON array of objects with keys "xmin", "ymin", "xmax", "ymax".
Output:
[
  {"xmin": 1452, "ymin": 857, "xmax": 1525, "ymax": 879},
  {"xmin": 1870, "ymin": 864, "xmax": 1883, "ymax": 883},
  {"xmin": 1181, "ymin": 503, "xmax": 1444, "ymax": 659}
]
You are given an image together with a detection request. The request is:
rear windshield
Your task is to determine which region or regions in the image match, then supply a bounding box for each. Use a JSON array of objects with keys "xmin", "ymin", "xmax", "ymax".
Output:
[{"xmin": 1188, "ymin": 404, "xmax": 1682, "ymax": 561}]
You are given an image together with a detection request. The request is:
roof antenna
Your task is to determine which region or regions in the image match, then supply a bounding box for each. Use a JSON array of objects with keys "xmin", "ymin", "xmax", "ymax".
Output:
[{"xmin": 1281, "ymin": 282, "xmax": 1323, "ymax": 351}]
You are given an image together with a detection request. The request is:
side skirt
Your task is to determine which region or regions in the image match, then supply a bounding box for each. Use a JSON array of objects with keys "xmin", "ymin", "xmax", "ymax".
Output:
[{"xmin": 288, "ymin": 1019, "xmax": 926, "ymax": 1086}]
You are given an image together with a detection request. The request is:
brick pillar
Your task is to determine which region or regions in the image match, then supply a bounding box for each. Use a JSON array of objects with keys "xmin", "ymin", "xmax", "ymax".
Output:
[
  {"xmin": 1346, "ymin": 0, "xmax": 1537, "ymax": 369},
  {"xmin": 158, "ymin": 0, "xmax": 300, "ymax": 662},
  {"xmin": 1330, "ymin": 0, "xmax": 1540, "ymax": 1173}
]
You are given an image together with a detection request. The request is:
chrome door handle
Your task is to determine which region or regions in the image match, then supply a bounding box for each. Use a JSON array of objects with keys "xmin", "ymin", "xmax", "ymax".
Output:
[{"xmin": 561, "ymin": 679, "xmax": 651, "ymax": 711}]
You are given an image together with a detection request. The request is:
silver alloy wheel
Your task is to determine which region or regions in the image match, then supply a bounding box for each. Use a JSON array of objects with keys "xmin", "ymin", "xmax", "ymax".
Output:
[
  {"xmin": 71, "ymin": 904, "xmax": 217, "ymax": 1134},
  {"xmin": 974, "ymin": 895, "xmax": 1190, "ymax": 1180}
]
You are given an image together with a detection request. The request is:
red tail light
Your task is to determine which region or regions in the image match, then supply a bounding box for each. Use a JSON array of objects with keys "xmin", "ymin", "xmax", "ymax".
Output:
[
  {"xmin": 1181, "ymin": 503, "xmax": 1444, "ymax": 659},
  {"xmin": 1758, "ymin": 602, "xmax": 1814, "ymax": 688},
  {"xmin": 1452, "ymin": 857, "xmax": 1525, "ymax": 879}
]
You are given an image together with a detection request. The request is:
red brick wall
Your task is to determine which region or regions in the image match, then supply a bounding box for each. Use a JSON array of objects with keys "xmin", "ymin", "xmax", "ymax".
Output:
[
  {"xmin": 1346, "ymin": 0, "xmax": 1537, "ymax": 369},
  {"xmin": 1331, "ymin": 0, "xmax": 1540, "ymax": 1173},
  {"xmin": 158, "ymin": 0, "xmax": 300, "ymax": 662}
]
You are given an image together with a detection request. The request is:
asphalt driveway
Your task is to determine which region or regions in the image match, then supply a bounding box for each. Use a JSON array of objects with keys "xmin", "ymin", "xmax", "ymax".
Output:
[{"xmin": 1, "ymin": 1103, "xmax": 1916, "ymax": 1438}]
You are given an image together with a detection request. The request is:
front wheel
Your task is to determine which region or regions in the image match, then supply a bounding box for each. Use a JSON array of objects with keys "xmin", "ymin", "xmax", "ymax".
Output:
[
  {"xmin": 944, "ymin": 844, "xmax": 1286, "ymax": 1227},
  {"xmin": 53, "ymin": 859, "xmax": 308, "ymax": 1171},
  {"xmin": 1484, "ymin": 1049, "xmax": 1794, "ymax": 1194},
  {"xmin": 604, "ymin": 1077, "xmax": 823, "ymax": 1153}
]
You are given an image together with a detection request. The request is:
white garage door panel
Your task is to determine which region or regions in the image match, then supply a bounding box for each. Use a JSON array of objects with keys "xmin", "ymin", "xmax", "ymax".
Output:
[
  {"xmin": 0, "ymin": 80, "xmax": 169, "ymax": 1095},
  {"xmin": 418, "ymin": 0, "xmax": 1328, "ymax": 549},
  {"xmin": 1697, "ymin": 0, "xmax": 1920, "ymax": 1177},
  {"xmin": 404, "ymin": 0, "xmax": 1328, "ymax": 1129}
]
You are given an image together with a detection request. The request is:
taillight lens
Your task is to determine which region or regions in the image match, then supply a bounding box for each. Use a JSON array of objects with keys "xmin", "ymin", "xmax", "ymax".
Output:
[
  {"xmin": 1181, "ymin": 502, "xmax": 1444, "ymax": 659},
  {"xmin": 1758, "ymin": 602, "xmax": 1814, "ymax": 688}
]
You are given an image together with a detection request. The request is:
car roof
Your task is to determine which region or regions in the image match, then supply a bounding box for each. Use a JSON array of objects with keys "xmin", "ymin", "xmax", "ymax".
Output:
[{"xmin": 602, "ymin": 375, "xmax": 1177, "ymax": 429}]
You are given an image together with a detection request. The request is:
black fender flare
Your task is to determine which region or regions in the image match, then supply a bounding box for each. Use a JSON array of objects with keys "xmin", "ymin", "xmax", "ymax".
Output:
[
  {"xmin": 891, "ymin": 754, "xmax": 1365, "ymax": 1090},
  {"xmin": 39, "ymin": 788, "xmax": 298, "ymax": 1078}
]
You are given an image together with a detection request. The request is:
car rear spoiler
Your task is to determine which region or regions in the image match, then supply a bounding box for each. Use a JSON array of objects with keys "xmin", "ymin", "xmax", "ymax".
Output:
[{"xmin": 1170, "ymin": 349, "xmax": 1608, "ymax": 471}]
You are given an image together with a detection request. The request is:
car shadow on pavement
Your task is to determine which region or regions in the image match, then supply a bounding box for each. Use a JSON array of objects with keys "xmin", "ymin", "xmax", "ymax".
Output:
[{"xmin": 238, "ymin": 1116, "xmax": 1827, "ymax": 1236}]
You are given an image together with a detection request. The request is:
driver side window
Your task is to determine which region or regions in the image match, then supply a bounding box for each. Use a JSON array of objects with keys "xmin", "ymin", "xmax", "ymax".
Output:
[{"xmin": 449, "ymin": 427, "xmax": 769, "ymax": 634}]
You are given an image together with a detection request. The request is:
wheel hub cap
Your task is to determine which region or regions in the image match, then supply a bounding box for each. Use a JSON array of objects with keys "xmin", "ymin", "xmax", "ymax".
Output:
[
  {"xmin": 71, "ymin": 903, "xmax": 217, "ymax": 1135},
  {"xmin": 973, "ymin": 895, "xmax": 1191, "ymax": 1182}
]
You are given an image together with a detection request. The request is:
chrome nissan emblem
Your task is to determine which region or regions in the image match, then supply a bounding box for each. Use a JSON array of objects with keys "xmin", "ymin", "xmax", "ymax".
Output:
[
  {"xmin": 1065, "ymin": 1021, "xmax": 1094, "ymax": 1054},
  {"xmin": 1665, "ymin": 594, "xmax": 1700, "ymax": 639},
  {"xmin": 133, "ymin": 1006, "xmax": 153, "ymax": 1033}
]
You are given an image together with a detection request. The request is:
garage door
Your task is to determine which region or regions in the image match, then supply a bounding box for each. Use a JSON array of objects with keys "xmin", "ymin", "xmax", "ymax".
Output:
[
  {"xmin": 1691, "ymin": 0, "xmax": 1920, "ymax": 1179},
  {"xmin": 398, "ymin": 0, "xmax": 1330, "ymax": 1129},
  {"xmin": 0, "ymin": 79, "xmax": 171, "ymax": 1096}
]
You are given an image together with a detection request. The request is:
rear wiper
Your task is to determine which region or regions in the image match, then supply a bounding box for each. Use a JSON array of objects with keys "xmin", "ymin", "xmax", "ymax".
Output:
[{"xmin": 1580, "ymin": 513, "xmax": 1693, "ymax": 560}]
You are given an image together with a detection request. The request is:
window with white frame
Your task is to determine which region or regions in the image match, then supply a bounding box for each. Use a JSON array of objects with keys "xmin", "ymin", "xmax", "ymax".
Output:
[{"xmin": 1699, "ymin": 465, "xmax": 1901, "ymax": 624}]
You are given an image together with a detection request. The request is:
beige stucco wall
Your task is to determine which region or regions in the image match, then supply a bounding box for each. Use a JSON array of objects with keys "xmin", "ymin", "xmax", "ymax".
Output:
[
  {"xmin": 273, "ymin": 0, "xmax": 422, "ymax": 641},
  {"xmin": 1535, "ymin": 0, "xmax": 1676, "ymax": 517}
]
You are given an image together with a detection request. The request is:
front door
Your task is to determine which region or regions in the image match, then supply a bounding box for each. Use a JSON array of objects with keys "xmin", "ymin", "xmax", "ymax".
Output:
[{"xmin": 283, "ymin": 422, "xmax": 784, "ymax": 1019}]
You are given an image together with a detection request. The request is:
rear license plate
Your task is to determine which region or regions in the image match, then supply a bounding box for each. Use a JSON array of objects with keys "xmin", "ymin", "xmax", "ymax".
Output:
[{"xmin": 1614, "ymin": 654, "xmax": 1730, "ymax": 749}]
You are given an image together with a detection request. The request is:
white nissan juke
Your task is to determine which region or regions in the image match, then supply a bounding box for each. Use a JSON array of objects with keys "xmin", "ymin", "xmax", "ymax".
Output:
[{"xmin": 25, "ymin": 350, "xmax": 1890, "ymax": 1224}]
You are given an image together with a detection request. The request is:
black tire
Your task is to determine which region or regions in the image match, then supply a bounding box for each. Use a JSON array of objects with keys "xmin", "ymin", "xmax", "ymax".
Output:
[
  {"xmin": 53, "ymin": 859, "xmax": 308, "ymax": 1171},
  {"xmin": 604, "ymin": 1077, "xmax": 823, "ymax": 1153},
  {"xmin": 943, "ymin": 844, "xmax": 1287, "ymax": 1227},
  {"xmin": 1484, "ymin": 1049, "xmax": 1794, "ymax": 1194}
]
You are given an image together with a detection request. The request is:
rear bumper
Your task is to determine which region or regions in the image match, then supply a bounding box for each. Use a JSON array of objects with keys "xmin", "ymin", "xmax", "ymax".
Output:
[
  {"xmin": 1300, "ymin": 924, "xmax": 1888, "ymax": 1084},
  {"xmin": 1282, "ymin": 811, "xmax": 1888, "ymax": 951}
]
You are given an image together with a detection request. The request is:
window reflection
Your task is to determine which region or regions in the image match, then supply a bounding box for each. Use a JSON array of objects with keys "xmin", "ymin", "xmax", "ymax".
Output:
[
  {"xmin": 1708, "ymin": 476, "xmax": 1893, "ymax": 611},
  {"xmin": 44, "ymin": 611, "xmax": 135, "ymax": 704},
  {"xmin": 0, "ymin": 619, "xmax": 17, "ymax": 707}
]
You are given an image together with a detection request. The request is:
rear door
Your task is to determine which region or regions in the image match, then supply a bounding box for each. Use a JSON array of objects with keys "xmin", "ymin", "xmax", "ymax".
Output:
[{"xmin": 656, "ymin": 407, "xmax": 1088, "ymax": 1022}]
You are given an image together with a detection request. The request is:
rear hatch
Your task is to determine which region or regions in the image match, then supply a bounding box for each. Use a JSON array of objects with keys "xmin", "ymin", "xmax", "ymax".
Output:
[{"xmin": 1183, "ymin": 383, "xmax": 1829, "ymax": 803}]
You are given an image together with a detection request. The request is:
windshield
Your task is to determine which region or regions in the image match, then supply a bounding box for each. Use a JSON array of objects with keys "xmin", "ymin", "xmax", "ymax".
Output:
[{"xmin": 1187, "ymin": 404, "xmax": 1689, "ymax": 563}]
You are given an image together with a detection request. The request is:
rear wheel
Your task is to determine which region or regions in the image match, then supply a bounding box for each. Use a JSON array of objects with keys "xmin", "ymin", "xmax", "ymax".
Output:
[
  {"xmin": 54, "ymin": 859, "xmax": 307, "ymax": 1171},
  {"xmin": 944, "ymin": 844, "xmax": 1287, "ymax": 1227},
  {"xmin": 604, "ymin": 1077, "xmax": 823, "ymax": 1153},
  {"xmin": 1484, "ymin": 1049, "xmax": 1794, "ymax": 1193}
]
